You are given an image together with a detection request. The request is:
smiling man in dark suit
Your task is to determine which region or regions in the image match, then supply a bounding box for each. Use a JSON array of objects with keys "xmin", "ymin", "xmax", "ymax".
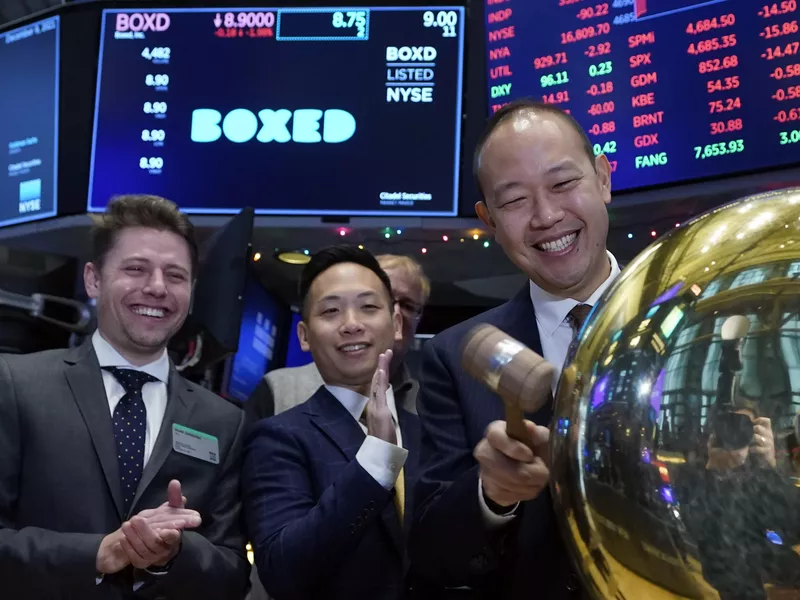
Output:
[
  {"xmin": 0, "ymin": 195, "xmax": 250, "ymax": 599},
  {"xmin": 242, "ymin": 245, "xmax": 420, "ymax": 600},
  {"xmin": 409, "ymin": 99, "xmax": 620, "ymax": 599}
]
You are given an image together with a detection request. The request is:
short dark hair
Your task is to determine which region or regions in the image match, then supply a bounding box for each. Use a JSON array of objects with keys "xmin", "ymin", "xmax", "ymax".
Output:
[
  {"xmin": 92, "ymin": 194, "xmax": 199, "ymax": 278},
  {"xmin": 473, "ymin": 99, "xmax": 597, "ymax": 200},
  {"xmin": 299, "ymin": 245, "xmax": 393, "ymax": 319}
]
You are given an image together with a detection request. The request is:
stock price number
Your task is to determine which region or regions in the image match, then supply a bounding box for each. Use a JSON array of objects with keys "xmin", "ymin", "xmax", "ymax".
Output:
[
  {"xmin": 577, "ymin": 3, "xmax": 610, "ymax": 20},
  {"xmin": 423, "ymin": 10, "xmax": 458, "ymax": 38},
  {"xmin": 221, "ymin": 12, "xmax": 276, "ymax": 28},
  {"xmin": 694, "ymin": 139, "xmax": 744, "ymax": 159},
  {"xmin": 771, "ymin": 63, "xmax": 800, "ymax": 80},
  {"xmin": 589, "ymin": 61, "xmax": 613, "ymax": 77},
  {"xmin": 587, "ymin": 81, "xmax": 614, "ymax": 95},
  {"xmin": 332, "ymin": 11, "xmax": 367, "ymax": 38},
  {"xmin": 762, "ymin": 20, "xmax": 799, "ymax": 38},
  {"xmin": 588, "ymin": 101, "xmax": 615, "ymax": 116},
  {"xmin": 707, "ymin": 76, "xmax": 740, "ymax": 93},
  {"xmin": 542, "ymin": 91, "xmax": 570, "ymax": 105},
  {"xmin": 709, "ymin": 97, "xmax": 742, "ymax": 113},
  {"xmin": 773, "ymin": 85, "xmax": 800, "ymax": 100},
  {"xmin": 139, "ymin": 157, "xmax": 164, "ymax": 170},
  {"xmin": 685, "ymin": 13, "xmax": 735, "ymax": 35},
  {"xmin": 687, "ymin": 34, "xmax": 737, "ymax": 55},
  {"xmin": 143, "ymin": 102, "xmax": 168, "ymax": 115},
  {"xmin": 593, "ymin": 140, "xmax": 617, "ymax": 154},
  {"xmin": 141, "ymin": 129, "xmax": 166, "ymax": 142},
  {"xmin": 758, "ymin": 1, "xmax": 797, "ymax": 18},
  {"xmin": 588, "ymin": 121, "xmax": 616, "ymax": 135},
  {"xmin": 764, "ymin": 41, "xmax": 800, "ymax": 60},
  {"xmin": 779, "ymin": 128, "xmax": 800, "ymax": 143},
  {"xmin": 710, "ymin": 118, "xmax": 743, "ymax": 135},
  {"xmin": 698, "ymin": 55, "xmax": 738, "ymax": 74},
  {"xmin": 141, "ymin": 47, "xmax": 171, "ymax": 62},
  {"xmin": 145, "ymin": 74, "xmax": 169, "ymax": 87},
  {"xmin": 774, "ymin": 107, "xmax": 800, "ymax": 122},
  {"xmin": 541, "ymin": 71, "xmax": 570, "ymax": 87}
]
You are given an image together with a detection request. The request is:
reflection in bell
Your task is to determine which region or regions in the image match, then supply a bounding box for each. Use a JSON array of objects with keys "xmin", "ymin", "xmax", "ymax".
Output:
[{"xmin": 552, "ymin": 188, "xmax": 800, "ymax": 600}]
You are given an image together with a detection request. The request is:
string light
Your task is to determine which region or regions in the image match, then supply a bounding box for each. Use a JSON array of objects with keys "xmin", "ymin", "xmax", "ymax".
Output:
[
  {"xmin": 460, "ymin": 238, "xmax": 465, "ymax": 242},
  {"xmin": 396, "ymin": 228, "xmax": 402, "ymax": 235},
  {"xmin": 253, "ymin": 252, "xmax": 261, "ymax": 261},
  {"xmin": 628, "ymin": 233, "xmax": 633, "ymax": 239},
  {"xmin": 483, "ymin": 240, "xmax": 490, "ymax": 248},
  {"xmin": 338, "ymin": 228, "xmax": 347, "ymax": 237},
  {"xmin": 421, "ymin": 247, "xmax": 427, "ymax": 254},
  {"xmin": 384, "ymin": 232, "xmax": 391, "ymax": 239},
  {"xmin": 472, "ymin": 233, "xmax": 479, "ymax": 240},
  {"xmin": 358, "ymin": 244, "xmax": 364, "ymax": 250},
  {"xmin": 650, "ymin": 230, "xmax": 657, "ymax": 238},
  {"xmin": 442, "ymin": 235, "xmax": 449, "ymax": 242}
]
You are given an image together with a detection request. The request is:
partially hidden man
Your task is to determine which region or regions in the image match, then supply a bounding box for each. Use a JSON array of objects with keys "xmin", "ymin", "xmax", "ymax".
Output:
[
  {"xmin": 242, "ymin": 245, "xmax": 420, "ymax": 600},
  {"xmin": 0, "ymin": 195, "xmax": 251, "ymax": 599}
]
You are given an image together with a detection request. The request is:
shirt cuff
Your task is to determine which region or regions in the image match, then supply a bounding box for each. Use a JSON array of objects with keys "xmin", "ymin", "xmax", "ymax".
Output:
[
  {"xmin": 478, "ymin": 477, "xmax": 518, "ymax": 528},
  {"xmin": 356, "ymin": 435, "xmax": 409, "ymax": 490}
]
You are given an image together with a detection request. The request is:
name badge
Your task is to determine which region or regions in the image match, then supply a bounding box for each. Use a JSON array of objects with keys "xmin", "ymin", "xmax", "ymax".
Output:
[{"xmin": 172, "ymin": 423, "xmax": 220, "ymax": 465}]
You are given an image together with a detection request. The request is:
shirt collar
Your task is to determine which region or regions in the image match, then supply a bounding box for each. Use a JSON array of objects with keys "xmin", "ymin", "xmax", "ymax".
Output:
[
  {"xmin": 324, "ymin": 383, "xmax": 399, "ymax": 425},
  {"xmin": 92, "ymin": 330, "xmax": 170, "ymax": 383},
  {"xmin": 529, "ymin": 251, "xmax": 620, "ymax": 339}
]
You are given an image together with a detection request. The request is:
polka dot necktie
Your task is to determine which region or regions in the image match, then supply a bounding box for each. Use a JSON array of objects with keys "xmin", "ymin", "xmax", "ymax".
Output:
[
  {"xmin": 565, "ymin": 304, "xmax": 592, "ymax": 367},
  {"xmin": 103, "ymin": 367, "xmax": 158, "ymax": 513}
]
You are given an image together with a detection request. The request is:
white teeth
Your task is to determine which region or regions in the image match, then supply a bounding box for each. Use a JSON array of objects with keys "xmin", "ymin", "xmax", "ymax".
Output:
[
  {"xmin": 537, "ymin": 232, "xmax": 577, "ymax": 253},
  {"xmin": 341, "ymin": 344, "xmax": 367, "ymax": 352},
  {"xmin": 134, "ymin": 307, "xmax": 165, "ymax": 318}
]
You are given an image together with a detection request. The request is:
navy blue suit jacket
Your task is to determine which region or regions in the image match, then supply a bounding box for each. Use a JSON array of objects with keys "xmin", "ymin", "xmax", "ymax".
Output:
[
  {"xmin": 242, "ymin": 386, "xmax": 420, "ymax": 600},
  {"xmin": 409, "ymin": 286, "xmax": 582, "ymax": 600}
]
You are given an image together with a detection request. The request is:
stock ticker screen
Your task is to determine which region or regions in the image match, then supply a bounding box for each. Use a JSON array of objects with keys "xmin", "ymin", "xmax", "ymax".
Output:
[
  {"xmin": 485, "ymin": 0, "xmax": 800, "ymax": 193},
  {"xmin": 0, "ymin": 16, "xmax": 59, "ymax": 227},
  {"xmin": 88, "ymin": 7, "xmax": 465, "ymax": 216}
]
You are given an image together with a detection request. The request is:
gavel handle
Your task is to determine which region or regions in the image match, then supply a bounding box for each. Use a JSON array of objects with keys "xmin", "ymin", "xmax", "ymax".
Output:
[{"xmin": 505, "ymin": 402, "xmax": 529, "ymax": 444}]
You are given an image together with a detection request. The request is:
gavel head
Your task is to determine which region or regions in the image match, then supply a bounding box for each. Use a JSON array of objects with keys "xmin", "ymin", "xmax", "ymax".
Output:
[{"xmin": 460, "ymin": 323, "xmax": 555, "ymax": 415}]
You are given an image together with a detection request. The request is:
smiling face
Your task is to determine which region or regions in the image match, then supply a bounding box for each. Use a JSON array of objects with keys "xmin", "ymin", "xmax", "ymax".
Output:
[
  {"xmin": 84, "ymin": 226, "xmax": 192, "ymax": 365},
  {"xmin": 475, "ymin": 109, "xmax": 612, "ymax": 301},
  {"xmin": 298, "ymin": 262, "xmax": 402, "ymax": 395}
]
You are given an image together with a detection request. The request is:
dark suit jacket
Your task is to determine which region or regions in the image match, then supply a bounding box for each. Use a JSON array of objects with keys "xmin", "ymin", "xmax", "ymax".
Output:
[
  {"xmin": 409, "ymin": 286, "xmax": 582, "ymax": 600},
  {"xmin": 0, "ymin": 341, "xmax": 251, "ymax": 599},
  {"xmin": 242, "ymin": 386, "xmax": 420, "ymax": 600}
]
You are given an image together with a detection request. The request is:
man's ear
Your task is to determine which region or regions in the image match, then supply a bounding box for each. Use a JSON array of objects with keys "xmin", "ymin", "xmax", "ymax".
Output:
[
  {"xmin": 595, "ymin": 153, "xmax": 612, "ymax": 205},
  {"xmin": 393, "ymin": 303, "xmax": 403, "ymax": 343},
  {"xmin": 297, "ymin": 319, "xmax": 311, "ymax": 352},
  {"xmin": 475, "ymin": 201, "xmax": 497, "ymax": 234},
  {"xmin": 84, "ymin": 262, "xmax": 101, "ymax": 300}
]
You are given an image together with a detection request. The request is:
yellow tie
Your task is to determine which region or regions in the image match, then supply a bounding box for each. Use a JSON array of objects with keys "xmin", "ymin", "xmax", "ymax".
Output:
[{"xmin": 360, "ymin": 405, "xmax": 405, "ymax": 524}]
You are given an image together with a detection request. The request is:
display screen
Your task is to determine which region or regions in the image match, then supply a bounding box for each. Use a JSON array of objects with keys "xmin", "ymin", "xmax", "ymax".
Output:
[
  {"xmin": 225, "ymin": 278, "xmax": 285, "ymax": 402},
  {"xmin": 485, "ymin": 0, "xmax": 800, "ymax": 192},
  {"xmin": 89, "ymin": 7, "xmax": 465, "ymax": 216},
  {"xmin": 0, "ymin": 16, "xmax": 59, "ymax": 227}
]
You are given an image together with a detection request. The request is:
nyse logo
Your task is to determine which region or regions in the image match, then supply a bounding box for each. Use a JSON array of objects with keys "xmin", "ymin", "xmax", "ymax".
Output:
[
  {"xmin": 190, "ymin": 108, "xmax": 356, "ymax": 144},
  {"xmin": 115, "ymin": 13, "xmax": 171, "ymax": 32}
]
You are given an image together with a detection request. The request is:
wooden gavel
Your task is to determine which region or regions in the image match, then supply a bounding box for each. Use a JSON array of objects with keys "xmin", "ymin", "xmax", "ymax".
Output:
[{"xmin": 461, "ymin": 324, "xmax": 556, "ymax": 444}]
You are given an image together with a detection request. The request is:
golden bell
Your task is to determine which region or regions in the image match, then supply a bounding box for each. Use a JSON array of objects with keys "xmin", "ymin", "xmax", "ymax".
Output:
[{"xmin": 552, "ymin": 187, "xmax": 800, "ymax": 600}]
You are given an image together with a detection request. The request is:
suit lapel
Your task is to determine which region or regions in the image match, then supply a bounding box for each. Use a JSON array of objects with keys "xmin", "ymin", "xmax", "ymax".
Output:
[
  {"xmin": 305, "ymin": 387, "xmax": 366, "ymax": 462},
  {"xmin": 130, "ymin": 367, "xmax": 196, "ymax": 515},
  {"xmin": 63, "ymin": 341, "xmax": 125, "ymax": 520}
]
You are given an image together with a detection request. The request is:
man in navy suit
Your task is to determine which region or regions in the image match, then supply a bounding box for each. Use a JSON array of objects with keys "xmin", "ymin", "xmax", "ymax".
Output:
[
  {"xmin": 409, "ymin": 99, "xmax": 621, "ymax": 599},
  {"xmin": 242, "ymin": 245, "xmax": 420, "ymax": 600}
]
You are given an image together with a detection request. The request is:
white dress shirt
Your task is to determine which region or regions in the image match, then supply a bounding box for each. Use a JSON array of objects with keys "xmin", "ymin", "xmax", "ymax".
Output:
[
  {"xmin": 480, "ymin": 251, "xmax": 620, "ymax": 526},
  {"xmin": 530, "ymin": 251, "xmax": 621, "ymax": 395},
  {"xmin": 325, "ymin": 384, "xmax": 408, "ymax": 490},
  {"xmin": 92, "ymin": 330, "xmax": 170, "ymax": 467}
]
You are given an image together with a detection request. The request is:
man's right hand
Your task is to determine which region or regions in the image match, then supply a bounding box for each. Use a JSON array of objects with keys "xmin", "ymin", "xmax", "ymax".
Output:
[
  {"xmin": 96, "ymin": 482, "xmax": 202, "ymax": 574},
  {"xmin": 366, "ymin": 349, "xmax": 397, "ymax": 446},
  {"xmin": 474, "ymin": 420, "xmax": 550, "ymax": 508}
]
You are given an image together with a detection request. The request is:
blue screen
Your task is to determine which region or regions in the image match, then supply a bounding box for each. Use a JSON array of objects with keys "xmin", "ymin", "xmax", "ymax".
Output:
[
  {"xmin": 225, "ymin": 278, "xmax": 285, "ymax": 402},
  {"xmin": 0, "ymin": 16, "xmax": 59, "ymax": 227},
  {"xmin": 284, "ymin": 310, "xmax": 313, "ymax": 368},
  {"xmin": 486, "ymin": 0, "xmax": 800, "ymax": 193},
  {"xmin": 89, "ymin": 7, "xmax": 465, "ymax": 216}
]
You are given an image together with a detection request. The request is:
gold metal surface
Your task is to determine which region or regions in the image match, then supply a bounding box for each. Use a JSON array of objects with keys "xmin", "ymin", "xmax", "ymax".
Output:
[{"xmin": 552, "ymin": 188, "xmax": 800, "ymax": 600}]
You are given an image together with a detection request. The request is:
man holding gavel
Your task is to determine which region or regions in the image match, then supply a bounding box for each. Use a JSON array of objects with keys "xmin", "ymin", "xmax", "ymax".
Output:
[{"xmin": 409, "ymin": 99, "xmax": 620, "ymax": 599}]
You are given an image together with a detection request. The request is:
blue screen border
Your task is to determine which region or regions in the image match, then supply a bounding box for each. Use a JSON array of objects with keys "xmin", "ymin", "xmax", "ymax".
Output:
[
  {"xmin": 87, "ymin": 6, "xmax": 465, "ymax": 218},
  {"xmin": 0, "ymin": 14, "xmax": 60, "ymax": 228}
]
